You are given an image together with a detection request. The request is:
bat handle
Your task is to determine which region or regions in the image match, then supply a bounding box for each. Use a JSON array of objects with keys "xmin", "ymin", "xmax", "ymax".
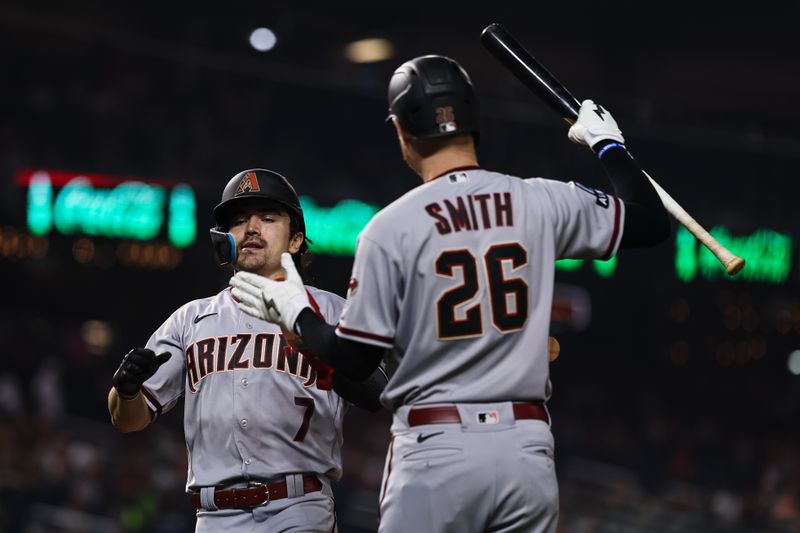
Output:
[{"xmin": 479, "ymin": 23, "xmax": 745, "ymax": 277}]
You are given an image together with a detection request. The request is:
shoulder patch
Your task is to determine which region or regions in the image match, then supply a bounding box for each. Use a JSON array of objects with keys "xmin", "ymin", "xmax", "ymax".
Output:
[
  {"xmin": 347, "ymin": 277, "xmax": 359, "ymax": 297},
  {"xmin": 575, "ymin": 182, "xmax": 610, "ymax": 208}
]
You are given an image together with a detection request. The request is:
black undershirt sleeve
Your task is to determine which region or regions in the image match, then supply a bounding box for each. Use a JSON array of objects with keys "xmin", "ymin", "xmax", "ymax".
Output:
[
  {"xmin": 594, "ymin": 140, "xmax": 671, "ymax": 248},
  {"xmin": 332, "ymin": 364, "xmax": 388, "ymax": 412},
  {"xmin": 296, "ymin": 308, "xmax": 385, "ymax": 381}
]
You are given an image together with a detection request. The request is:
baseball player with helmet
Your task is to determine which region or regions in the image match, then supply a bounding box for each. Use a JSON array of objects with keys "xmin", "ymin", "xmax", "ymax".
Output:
[
  {"xmin": 230, "ymin": 55, "xmax": 670, "ymax": 532},
  {"xmin": 108, "ymin": 168, "xmax": 387, "ymax": 532}
]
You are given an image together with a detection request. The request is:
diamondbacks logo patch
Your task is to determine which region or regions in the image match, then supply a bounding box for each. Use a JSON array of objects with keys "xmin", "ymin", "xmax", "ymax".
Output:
[
  {"xmin": 236, "ymin": 172, "xmax": 261, "ymax": 195},
  {"xmin": 575, "ymin": 182, "xmax": 609, "ymax": 208},
  {"xmin": 347, "ymin": 277, "xmax": 359, "ymax": 297}
]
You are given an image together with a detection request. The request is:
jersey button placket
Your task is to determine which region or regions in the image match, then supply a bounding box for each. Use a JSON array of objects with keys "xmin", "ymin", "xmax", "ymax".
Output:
[{"xmin": 233, "ymin": 313, "xmax": 256, "ymax": 476}]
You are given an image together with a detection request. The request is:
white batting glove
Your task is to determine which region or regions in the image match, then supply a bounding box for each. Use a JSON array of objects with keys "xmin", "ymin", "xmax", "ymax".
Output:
[
  {"xmin": 230, "ymin": 253, "xmax": 311, "ymax": 332},
  {"xmin": 567, "ymin": 99, "xmax": 625, "ymax": 148}
]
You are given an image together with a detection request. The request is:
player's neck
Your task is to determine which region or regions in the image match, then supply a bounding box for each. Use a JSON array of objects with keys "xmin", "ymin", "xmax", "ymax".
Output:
[{"xmin": 418, "ymin": 147, "xmax": 478, "ymax": 183}]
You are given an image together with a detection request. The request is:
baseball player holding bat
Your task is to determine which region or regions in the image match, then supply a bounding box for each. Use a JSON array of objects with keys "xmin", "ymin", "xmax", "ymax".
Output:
[
  {"xmin": 230, "ymin": 56, "xmax": 670, "ymax": 532},
  {"xmin": 108, "ymin": 169, "xmax": 387, "ymax": 532}
]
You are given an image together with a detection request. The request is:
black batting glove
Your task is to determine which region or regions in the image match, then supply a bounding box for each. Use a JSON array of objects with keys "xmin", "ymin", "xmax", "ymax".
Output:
[{"xmin": 112, "ymin": 348, "xmax": 171, "ymax": 398}]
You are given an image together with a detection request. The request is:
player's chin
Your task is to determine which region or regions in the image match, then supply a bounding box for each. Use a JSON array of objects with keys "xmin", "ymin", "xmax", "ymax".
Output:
[{"xmin": 235, "ymin": 254, "xmax": 268, "ymax": 273}]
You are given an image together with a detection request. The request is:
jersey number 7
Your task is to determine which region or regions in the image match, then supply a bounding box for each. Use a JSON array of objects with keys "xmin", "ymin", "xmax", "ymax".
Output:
[
  {"xmin": 435, "ymin": 242, "xmax": 529, "ymax": 339},
  {"xmin": 293, "ymin": 397, "xmax": 315, "ymax": 442}
]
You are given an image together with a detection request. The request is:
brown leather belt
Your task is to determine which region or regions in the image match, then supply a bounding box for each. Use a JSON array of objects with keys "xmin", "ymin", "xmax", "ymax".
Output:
[
  {"xmin": 190, "ymin": 474, "xmax": 322, "ymax": 509},
  {"xmin": 408, "ymin": 402, "xmax": 548, "ymax": 427}
]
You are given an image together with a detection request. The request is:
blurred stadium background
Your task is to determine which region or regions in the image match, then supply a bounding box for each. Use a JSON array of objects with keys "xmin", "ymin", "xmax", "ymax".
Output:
[{"xmin": 1, "ymin": 1, "xmax": 799, "ymax": 531}]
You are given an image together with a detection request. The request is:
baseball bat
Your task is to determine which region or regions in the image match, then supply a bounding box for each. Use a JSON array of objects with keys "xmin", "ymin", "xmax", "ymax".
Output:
[{"xmin": 480, "ymin": 23, "xmax": 745, "ymax": 276}]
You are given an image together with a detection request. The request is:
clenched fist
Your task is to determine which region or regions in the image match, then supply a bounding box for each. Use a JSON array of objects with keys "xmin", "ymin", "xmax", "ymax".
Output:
[
  {"xmin": 112, "ymin": 348, "xmax": 171, "ymax": 398},
  {"xmin": 567, "ymin": 99, "xmax": 625, "ymax": 148}
]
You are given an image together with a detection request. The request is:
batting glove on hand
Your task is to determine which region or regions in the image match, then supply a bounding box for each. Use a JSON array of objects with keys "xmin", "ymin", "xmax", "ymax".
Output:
[
  {"xmin": 230, "ymin": 253, "xmax": 311, "ymax": 332},
  {"xmin": 568, "ymin": 99, "xmax": 625, "ymax": 148},
  {"xmin": 113, "ymin": 348, "xmax": 171, "ymax": 398}
]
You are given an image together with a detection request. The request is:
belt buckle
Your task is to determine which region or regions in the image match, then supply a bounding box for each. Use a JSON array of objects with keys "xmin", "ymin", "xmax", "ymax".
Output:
[{"xmin": 247, "ymin": 481, "xmax": 270, "ymax": 506}]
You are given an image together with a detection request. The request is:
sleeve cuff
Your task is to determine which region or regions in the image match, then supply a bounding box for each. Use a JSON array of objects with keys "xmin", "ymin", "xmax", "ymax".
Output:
[
  {"xmin": 335, "ymin": 325, "xmax": 394, "ymax": 349},
  {"xmin": 601, "ymin": 195, "xmax": 625, "ymax": 260}
]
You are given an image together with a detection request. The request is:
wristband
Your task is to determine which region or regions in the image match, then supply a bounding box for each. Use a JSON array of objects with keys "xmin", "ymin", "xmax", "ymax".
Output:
[{"xmin": 597, "ymin": 142, "xmax": 626, "ymax": 159}]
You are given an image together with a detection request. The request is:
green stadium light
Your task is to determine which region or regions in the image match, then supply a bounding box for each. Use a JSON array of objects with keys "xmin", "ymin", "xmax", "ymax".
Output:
[
  {"xmin": 21, "ymin": 170, "xmax": 797, "ymax": 285},
  {"xmin": 25, "ymin": 171, "xmax": 197, "ymax": 247},
  {"xmin": 675, "ymin": 226, "xmax": 793, "ymax": 284},
  {"xmin": 675, "ymin": 225, "xmax": 699, "ymax": 282},
  {"xmin": 300, "ymin": 196, "xmax": 379, "ymax": 256},
  {"xmin": 52, "ymin": 178, "xmax": 92, "ymax": 235},
  {"xmin": 52, "ymin": 178, "xmax": 165, "ymax": 240},
  {"xmin": 555, "ymin": 259, "xmax": 583, "ymax": 272},
  {"xmin": 593, "ymin": 256, "xmax": 617, "ymax": 278},
  {"xmin": 555, "ymin": 257, "xmax": 617, "ymax": 277},
  {"xmin": 26, "ymin": 172, "xmax": 52, "ymax": 236},
  {"xmin": 168, "ymin": 184, "xmax": 197, "ymax": 248}
]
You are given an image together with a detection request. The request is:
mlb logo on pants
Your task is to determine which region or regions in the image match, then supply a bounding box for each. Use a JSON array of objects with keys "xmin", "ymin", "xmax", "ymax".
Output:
[{"xmin": 477, "ymin": 411, "xmax": 499, "ymax": 425}]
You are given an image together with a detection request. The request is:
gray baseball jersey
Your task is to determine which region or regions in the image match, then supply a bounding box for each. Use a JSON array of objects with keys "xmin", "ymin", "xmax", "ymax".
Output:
[
  {"xmin": 336, "ymin": 168, "xmax": 624, "ymax": 409},
  {"xmin": 141, "ymin": 285, "xmax": 346, "ymax": 490}
]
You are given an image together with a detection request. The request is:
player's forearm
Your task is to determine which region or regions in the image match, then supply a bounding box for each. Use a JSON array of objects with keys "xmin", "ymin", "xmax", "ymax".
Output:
[
  {"xmin": 333, "ymin": 365, "xmax": 388, "ymax": 412},
  {"xmin": 108, "ymin": 387, "xmax": 154, "ymax": 433},
  {"xmin": 595, "ymin": 140, "xmax": 670, "ymax": 247},
  {"xmin": 295, "ymin": 309, "xmax": 385, "ymax": 381}
]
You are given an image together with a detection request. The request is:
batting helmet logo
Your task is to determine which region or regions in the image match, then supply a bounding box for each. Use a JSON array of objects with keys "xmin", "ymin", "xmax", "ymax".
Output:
[
  {"xmin": 236, "ymin": 172, "xmax": 261, "ymax": 195},
  {"xmin": 435, "ymin": 106, "xmax": 457, "ymax": 133},
  {"xmin": 387, "ymin": 55, "xmax": 479, "ymax": 141}
]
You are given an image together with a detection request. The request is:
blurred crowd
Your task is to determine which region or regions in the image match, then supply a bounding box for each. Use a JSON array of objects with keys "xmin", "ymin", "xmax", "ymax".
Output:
[{"xmin": 0, "ymin": 321, "xmax": 798, "ymax": 533}]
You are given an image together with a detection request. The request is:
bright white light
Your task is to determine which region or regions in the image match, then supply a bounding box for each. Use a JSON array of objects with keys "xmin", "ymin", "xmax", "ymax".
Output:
[
  {"xmin": 249, "ymin": 28, "xmax": 277, "ymax": 52},
  {"xmin": 788, "ymin": 350, "xmax": 800, "ymax": 375},
  {"xmin": 344, "ymin": 38, "xmax": 394, "ymax": 63}
]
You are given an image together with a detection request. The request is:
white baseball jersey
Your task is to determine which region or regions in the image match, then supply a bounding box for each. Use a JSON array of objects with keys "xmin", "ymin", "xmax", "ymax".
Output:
[
  {"xmin": 336, "ymin": 168, "xmax": 624, "ymax": 409},
  {"xmin": 141, "ymin": 285, "xmax": 346, "ymax": 490}
]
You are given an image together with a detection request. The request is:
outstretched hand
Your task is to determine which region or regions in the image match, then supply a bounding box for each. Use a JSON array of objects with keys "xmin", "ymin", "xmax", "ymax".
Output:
[{"xmin": 230, "ymin": 253, "xmax": 311, "ymax": 332}]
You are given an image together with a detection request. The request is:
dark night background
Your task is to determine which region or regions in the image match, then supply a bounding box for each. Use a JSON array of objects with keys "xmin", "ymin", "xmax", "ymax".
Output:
[{"xmin": 1, "ymin": 1, "xmax": 798, "ymax": 532}]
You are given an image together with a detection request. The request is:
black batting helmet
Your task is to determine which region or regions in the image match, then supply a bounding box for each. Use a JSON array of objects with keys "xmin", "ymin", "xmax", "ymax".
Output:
[
  {"xmin": 213, "ymin": 168, "xmax": 305, "ymax": 234},
  {"xmin": 209, "ymin": 169, "xmax": 308, "ymax": 265},
  {"xmin": 387, "ymin": 55, "xmax": 479, "ymax": 141}
]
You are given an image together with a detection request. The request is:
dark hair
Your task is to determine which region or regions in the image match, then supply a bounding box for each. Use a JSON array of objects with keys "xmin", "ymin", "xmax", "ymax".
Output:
[{"xmin": 289, "ymin": 212, "xmax": 313, "ymax": 282}]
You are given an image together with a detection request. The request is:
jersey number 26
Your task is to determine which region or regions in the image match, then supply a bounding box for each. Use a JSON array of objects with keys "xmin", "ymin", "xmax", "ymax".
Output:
[{"xmin": 435, "ymin": 242, "xmax": 529, "ymax": 339}]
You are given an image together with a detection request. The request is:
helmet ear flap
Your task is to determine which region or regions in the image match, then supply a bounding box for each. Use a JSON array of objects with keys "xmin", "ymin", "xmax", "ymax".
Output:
[{"xmin": 209, "ymin": 228, "xmax": 236, "ymax": 266}]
